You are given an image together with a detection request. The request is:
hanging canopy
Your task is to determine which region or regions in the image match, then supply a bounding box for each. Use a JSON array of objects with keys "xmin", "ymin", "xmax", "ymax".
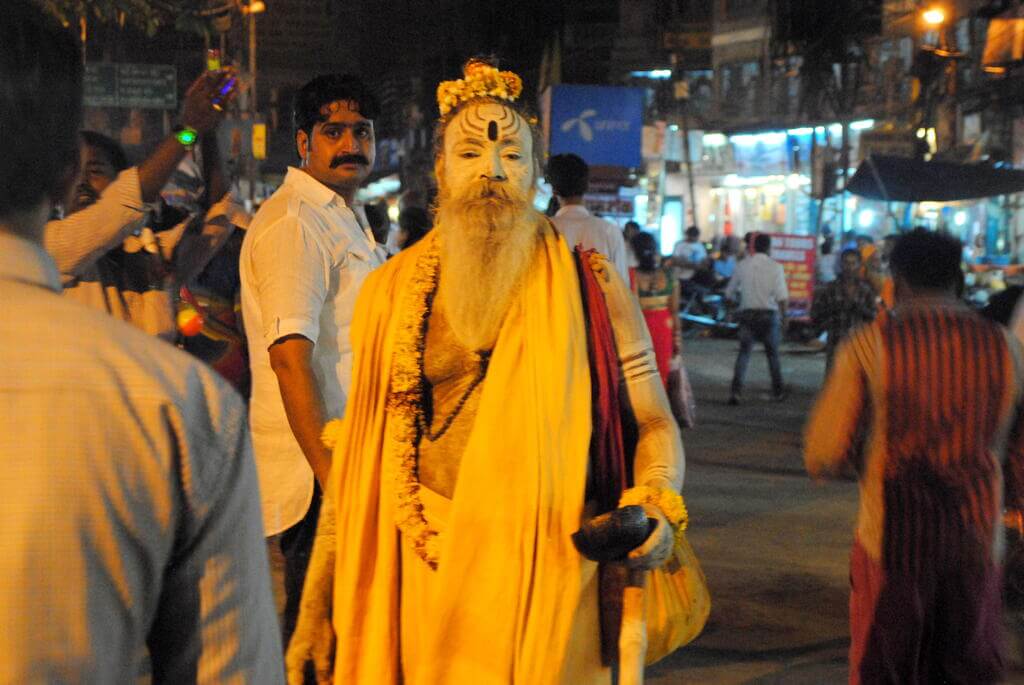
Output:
[{"xmin": 845, "ymin": 154, "xmax": 1024, "ymax": 202}]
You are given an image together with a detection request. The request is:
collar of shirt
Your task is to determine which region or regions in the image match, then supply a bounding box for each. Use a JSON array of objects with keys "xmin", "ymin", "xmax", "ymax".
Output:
[
  {"xmin": 0, "ymin": 232, "xmax": 62, "ymax": 292},
  {"xmin": 283, "ymin": 166, "xmax": 346, "ymax": 210},
  {"xmin": 283, "ymin": 167, "xmax": 379, "ymax": 249},
  {"xmin": 554, "ymin": 204, "xmax": 592, "ymax": 219}
]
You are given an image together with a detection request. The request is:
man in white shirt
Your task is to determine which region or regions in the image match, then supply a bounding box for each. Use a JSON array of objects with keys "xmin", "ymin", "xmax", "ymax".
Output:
[
  {"xmin": 45, "ymin": 70, "xmax": 239, "ymax": 340},
  {"xmin": 725, "ymin": 232, "xmax": 789, "ymax": 404},
  {"xmin": 546, "ymin": 153, "xmax": 629, "ymax": 280},
  {"xmin": 672, "ymin": 225, "xmax": 709, "ymax": 281},
  {"xmin": 1, "ymin": 6, "xmax": 281, "ymax": 681},
  {"xmin": 240, "ymin": 74, "xmax": 383, "ymax": 642}
]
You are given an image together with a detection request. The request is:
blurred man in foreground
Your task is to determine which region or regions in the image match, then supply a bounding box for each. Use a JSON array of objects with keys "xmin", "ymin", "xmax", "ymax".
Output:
[
  {"xmin": 805, "ymin": 229, "xmax": 1024, "ymax": 684},
  {"xmin": 0, "ymin": 4, "xmax": 281, "ymax": 681}
]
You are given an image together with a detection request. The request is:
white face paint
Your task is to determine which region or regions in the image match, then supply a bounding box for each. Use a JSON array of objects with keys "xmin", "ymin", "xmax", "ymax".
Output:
[{"xmin": 441, "ymin": 102, "xmax": 534, "ymax": 200}]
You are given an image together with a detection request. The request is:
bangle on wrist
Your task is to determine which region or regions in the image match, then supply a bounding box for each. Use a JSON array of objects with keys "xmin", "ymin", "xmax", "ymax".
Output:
[
  {"xmin": 619, "ymin": 485, "xmax": 689, "ymax": 542},
  {"xmin": 172, "ymin": 125, "xmax": 198, "ymax": 149}
]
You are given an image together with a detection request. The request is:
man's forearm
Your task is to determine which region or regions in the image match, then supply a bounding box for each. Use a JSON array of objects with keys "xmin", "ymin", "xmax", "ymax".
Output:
[
  {"xmin": 138, "ymin": 136, "xmax": 190, "ymax": 203},
  {"xmin": 272, "ymin": 357, "xmax": 332, "ymax": 486},
  {"xmin": 44, "ymin": 168, "xmax": 147, "ymax": 277}
]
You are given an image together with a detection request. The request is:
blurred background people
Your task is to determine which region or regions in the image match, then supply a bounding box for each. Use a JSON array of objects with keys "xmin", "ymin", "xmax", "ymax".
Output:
[
  {"xmin": 725, "ymin": 233, "xmax": 789, "ymax": 405},
  {"xmin": 48, "ymin": 71, "xmax": 241, "ymax": 342},
  {"xmin": 810, "ymin": 248, "xmax": 878, "ymax": 371},
  {"xmin": 631, "ymin": 231, "xmax": 680, "ymax": 385},
  {"xmin": 672, "ymin": 225, "xmax": 708, "ymax": 283},
  {"xmin": 817, "ymin": 236, "xmax": 837, "ymax": 285},
  {"xmin": 546, "ymin": 152, "xmax": 628, "ymax": 281},
  {"xmin": 397, "ymin": 205, "xmax": 431, "ymax": 251}
]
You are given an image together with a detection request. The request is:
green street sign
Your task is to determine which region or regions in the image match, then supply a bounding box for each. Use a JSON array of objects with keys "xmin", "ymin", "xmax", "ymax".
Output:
[{"xmin": 84, "ymin": 63, "xmax": 177, "ymax": 109}]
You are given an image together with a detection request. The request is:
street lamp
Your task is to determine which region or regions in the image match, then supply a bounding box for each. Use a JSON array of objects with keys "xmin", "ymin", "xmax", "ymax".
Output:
[{"xmin": 922, "ymin": 7, "xmax": 946, "ymax": 28}]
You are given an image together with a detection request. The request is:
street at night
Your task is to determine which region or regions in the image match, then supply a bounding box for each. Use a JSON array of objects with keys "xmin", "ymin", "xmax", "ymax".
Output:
[{"xmin": 7, "ymin": 0, "xmax": 1024, "ymax": 682}]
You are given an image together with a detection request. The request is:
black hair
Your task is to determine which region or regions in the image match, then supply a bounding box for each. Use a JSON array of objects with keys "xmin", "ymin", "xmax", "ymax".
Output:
[
  {"xmin": 545, "ymin": 153, "xmax": 589, "ymax": 198},
  {"xmin": 685, "ymin": 225, "xmax": 701, "ymax": 240},
  {"xmin": 889, "ymin": 228, "xmax": 963, "ymax": 292},
  {"xmin": 0, "ymin": 2, "xmax": 82, "ymax": 218},
  {"xmin": 754, "ymin": 233, "xmax": 772, "ymax": 253},
  {"xmin": 80, "ymin": 130, "xmax": 129, "ymax": 173},
  {"xmin": 293, "ymin": 74, "xmax": 380, "ymax": 141},
  {"xmin": 821, "ymin": 237, "xmax": 834, "ymax": 255},
  {"xmin": 632, "ymin": 231, "xmax": 660, "ymax": 272},
  {"xmin": 839, "ymin": 247, "xmax": 862, "ymax": 265},
  {"xmin": 398, "ymin": 206, "xmax": 431, "ymax": 249},
  {"xmin": 624, "ymin": 220, "xmax": 640, "ymax": 232}
]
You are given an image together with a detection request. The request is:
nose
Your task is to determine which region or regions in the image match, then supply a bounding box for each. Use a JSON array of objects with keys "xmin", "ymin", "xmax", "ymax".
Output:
[
  {"xmin": 338, "ymin": 128, "xmax": 359, "ymax": 152},
  {"xmin": 482, "ymin": 147, "xmax": 507, "ymax": 182}
]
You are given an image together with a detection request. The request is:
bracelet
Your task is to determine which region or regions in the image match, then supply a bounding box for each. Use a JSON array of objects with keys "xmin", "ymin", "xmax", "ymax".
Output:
[
  {"xmin": 619, "ymin": 485, "xmax": 689, "ymax": 542},
  {"xmin": 172, "ymin": 125, "xmax": 198, "ymax": 149}
]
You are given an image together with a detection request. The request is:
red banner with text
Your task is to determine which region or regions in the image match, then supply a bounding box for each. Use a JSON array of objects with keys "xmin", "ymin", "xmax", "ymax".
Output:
[{"xmin": 767, "ymin": 233, "xmax": 816, "ymax": 320}]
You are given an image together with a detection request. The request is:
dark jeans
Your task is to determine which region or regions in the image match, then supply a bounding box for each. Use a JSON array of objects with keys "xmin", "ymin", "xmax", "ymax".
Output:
[
  {"xmin": 731, "ymin": 309, "xmax": 783, "ymax": 396},
  {"xmin": 276, "ymin": 485, "xmax": 321, "ymax": 646}
]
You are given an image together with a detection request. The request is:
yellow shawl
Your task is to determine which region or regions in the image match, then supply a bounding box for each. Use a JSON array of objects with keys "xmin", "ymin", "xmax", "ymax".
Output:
[{"xmin": 327, "ymin": 224, "xmax": 597, "ymax": 683}]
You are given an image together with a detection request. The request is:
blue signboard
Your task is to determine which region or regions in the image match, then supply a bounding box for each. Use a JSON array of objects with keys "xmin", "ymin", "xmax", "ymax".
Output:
[{"xmin": 548, "ymin": 85, "xmax": 644, "ymax": 168}]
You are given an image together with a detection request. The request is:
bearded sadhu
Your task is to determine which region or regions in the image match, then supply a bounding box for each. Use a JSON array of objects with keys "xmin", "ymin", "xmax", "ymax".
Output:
[{"xmin": 286, "ymin": 59, "xmax": 687, "ymax": 684}]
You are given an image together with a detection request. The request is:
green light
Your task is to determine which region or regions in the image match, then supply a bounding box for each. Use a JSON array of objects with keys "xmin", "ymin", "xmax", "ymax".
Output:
[{"xmin": 175, "ymin": 127, "xmax": 198, "ymax": 147}]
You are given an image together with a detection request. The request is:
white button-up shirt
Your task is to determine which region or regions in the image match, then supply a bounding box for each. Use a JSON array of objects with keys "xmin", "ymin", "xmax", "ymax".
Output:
[
  {"xmin": 551, "ymin": 204, "xmax": 629, "ymax": 281},
  {"xmin": 0, "ymin": 233, "xmax": 281, "ymax": 683},
  {"xmin": 240, "ymin": 167, "xmax": 382, "ymax": 536},
  {"xmin": 725, "ymin": 252, "xmax": 789, "ymax": 311}
]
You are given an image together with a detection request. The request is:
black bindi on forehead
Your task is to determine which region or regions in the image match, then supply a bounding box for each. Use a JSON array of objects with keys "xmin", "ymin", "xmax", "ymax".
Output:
[{"xmin": 488, "ymin": 120, "xmax": 498, "ymax": 141}]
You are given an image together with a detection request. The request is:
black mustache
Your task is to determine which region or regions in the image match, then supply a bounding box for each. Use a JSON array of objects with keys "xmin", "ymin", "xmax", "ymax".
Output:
[{"xmin": 330, "ymin": 154, "xmax": 370, "ymax": 168}]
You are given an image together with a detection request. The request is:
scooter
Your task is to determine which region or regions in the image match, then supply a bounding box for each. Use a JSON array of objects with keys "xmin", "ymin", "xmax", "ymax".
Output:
[{"xmin": 678, "ymin": 279, "xmax": 737, "ymax": 339}]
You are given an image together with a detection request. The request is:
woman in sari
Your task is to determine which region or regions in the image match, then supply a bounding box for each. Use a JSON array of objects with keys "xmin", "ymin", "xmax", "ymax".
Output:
[{"xmin": 630, "ymin": 231, "xmax": 679, "ymax": 385}]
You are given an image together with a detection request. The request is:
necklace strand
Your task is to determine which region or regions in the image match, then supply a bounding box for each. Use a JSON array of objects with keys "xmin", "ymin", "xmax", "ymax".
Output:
[{"xmin": 418, "ymin": 350, "xmax": 492, "ymax": 442}]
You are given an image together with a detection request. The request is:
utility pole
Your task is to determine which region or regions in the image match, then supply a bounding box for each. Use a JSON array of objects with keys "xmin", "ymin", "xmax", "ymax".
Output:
[{"xmin": 672, "ymin": 54, "xmax": 699, "ymax": 231}]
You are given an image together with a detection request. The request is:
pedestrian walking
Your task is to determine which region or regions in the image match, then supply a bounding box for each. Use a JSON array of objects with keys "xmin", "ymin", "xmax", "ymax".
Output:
[
  {"xmin": 804, "ymin": 229, "xmax": 1024, "ymax": 684},
  {"xmin": 725, "ymin": 233, "xmax": 789, "ymax": 404},
  {"xmin": 810, "ymin": 248, "xmax": 877, "ymax": 371}
]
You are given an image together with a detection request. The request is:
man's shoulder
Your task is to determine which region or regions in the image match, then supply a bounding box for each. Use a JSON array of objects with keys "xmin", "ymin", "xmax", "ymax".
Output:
[{"xmin": 7, "ymin": 285, "xmax": 240, "ymax": 412}]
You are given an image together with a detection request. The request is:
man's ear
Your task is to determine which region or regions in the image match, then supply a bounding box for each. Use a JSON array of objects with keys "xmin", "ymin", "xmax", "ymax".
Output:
[
  {"xmin": 296, "ymin": 129, "xmax": 310, "ymax": 164},
  {"xmin": 433, "ymin": 156, "xmax": 445, "ymax": 190},
  {"xmin": 51, "ymin": 146, "xmax": 81, "ymax": 209}
]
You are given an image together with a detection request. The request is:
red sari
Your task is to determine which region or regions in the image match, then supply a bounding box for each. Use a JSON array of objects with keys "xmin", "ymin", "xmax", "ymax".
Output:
[{"xmin": 633, "ymin": 267, "xmax": 674, "ymax": 385}]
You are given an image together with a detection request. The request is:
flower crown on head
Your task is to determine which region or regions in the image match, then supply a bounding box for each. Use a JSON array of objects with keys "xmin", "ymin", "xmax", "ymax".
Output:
[{"xmin": 436, "ymin": 59, "xmax": 524, "ymax": 117}]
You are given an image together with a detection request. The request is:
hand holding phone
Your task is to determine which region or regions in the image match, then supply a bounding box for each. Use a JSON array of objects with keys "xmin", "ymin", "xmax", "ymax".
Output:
[{"xmin": 210, "ymin": 69, "xmax": 238, "ymax": 112}]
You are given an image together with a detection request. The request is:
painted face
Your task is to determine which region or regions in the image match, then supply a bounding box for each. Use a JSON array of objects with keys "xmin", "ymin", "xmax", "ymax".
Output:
[
  {"xmin": 69, "ymin": 142, "xmax": 117, "ymax": 214},
  {"xmin": 296, "ymin": 100, "xmax": 375, "ymax": 196},
  {"xmin": 441, "ymin": 102, "xmax": 534, "ymax": 199}
]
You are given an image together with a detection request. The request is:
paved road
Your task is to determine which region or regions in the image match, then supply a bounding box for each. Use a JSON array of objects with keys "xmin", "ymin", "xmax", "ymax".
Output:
[{"xmin": 646, "ymin": 336, "xmax": 1024, "ymax": 684}]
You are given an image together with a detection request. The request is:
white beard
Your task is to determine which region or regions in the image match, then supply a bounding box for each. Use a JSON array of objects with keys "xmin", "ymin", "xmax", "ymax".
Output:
[{"xmin": 436, "ymin": 182, "xmax": 542, "ymax": 351}]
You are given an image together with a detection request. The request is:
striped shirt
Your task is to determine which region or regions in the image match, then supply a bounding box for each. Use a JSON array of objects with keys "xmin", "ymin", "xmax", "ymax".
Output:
[{"xmin": 805, "ymin": 301, "xmax": 1024, "ymax": 567}]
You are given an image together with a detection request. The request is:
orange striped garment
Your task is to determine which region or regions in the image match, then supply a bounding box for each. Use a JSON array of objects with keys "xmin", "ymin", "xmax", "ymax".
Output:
[{"xmin": 805, "ymin": 302, "xmax": 1024, "ymax": 567}]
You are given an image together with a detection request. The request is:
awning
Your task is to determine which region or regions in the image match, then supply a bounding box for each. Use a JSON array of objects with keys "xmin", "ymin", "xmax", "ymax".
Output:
[{"xmin": 845, "ymin": 154, "xmax": 1024, "ymax": 202}]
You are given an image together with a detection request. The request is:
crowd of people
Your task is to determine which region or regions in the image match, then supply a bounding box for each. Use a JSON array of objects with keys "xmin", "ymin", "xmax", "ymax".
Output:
[{"xmin": 4, "ymin": 2, "xmax": 1024, "ymax": 683}]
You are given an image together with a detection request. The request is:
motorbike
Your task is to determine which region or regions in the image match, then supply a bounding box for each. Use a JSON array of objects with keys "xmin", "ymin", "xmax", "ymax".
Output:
[{"xmin": 678, "ymin": 276, "xmax": 737, "ymax": 339}]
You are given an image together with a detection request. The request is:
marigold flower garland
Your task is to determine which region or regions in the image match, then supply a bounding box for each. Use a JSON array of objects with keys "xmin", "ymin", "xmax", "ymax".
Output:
[
  {"xmin": 436, "ymin": 60, "xmax": 523, "ymax": 117},
  {"xmin": 386, "ymin": 239, "xmax": 443, "ymax": 570},
  {"xmin": 619, "ymin": 485, "xmax": 689, "ymax": 547}
]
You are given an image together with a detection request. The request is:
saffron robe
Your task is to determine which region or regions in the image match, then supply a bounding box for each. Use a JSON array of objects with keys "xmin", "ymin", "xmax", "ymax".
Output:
[{"xmin": 325, "ymin": 224, "xmax": 607, "ymax": 683}]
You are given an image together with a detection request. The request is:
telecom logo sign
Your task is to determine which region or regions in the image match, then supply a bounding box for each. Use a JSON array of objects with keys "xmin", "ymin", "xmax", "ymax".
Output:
[{"xmin": 549, "ymin": 85, "xmax": 644, "ymax": 168}]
